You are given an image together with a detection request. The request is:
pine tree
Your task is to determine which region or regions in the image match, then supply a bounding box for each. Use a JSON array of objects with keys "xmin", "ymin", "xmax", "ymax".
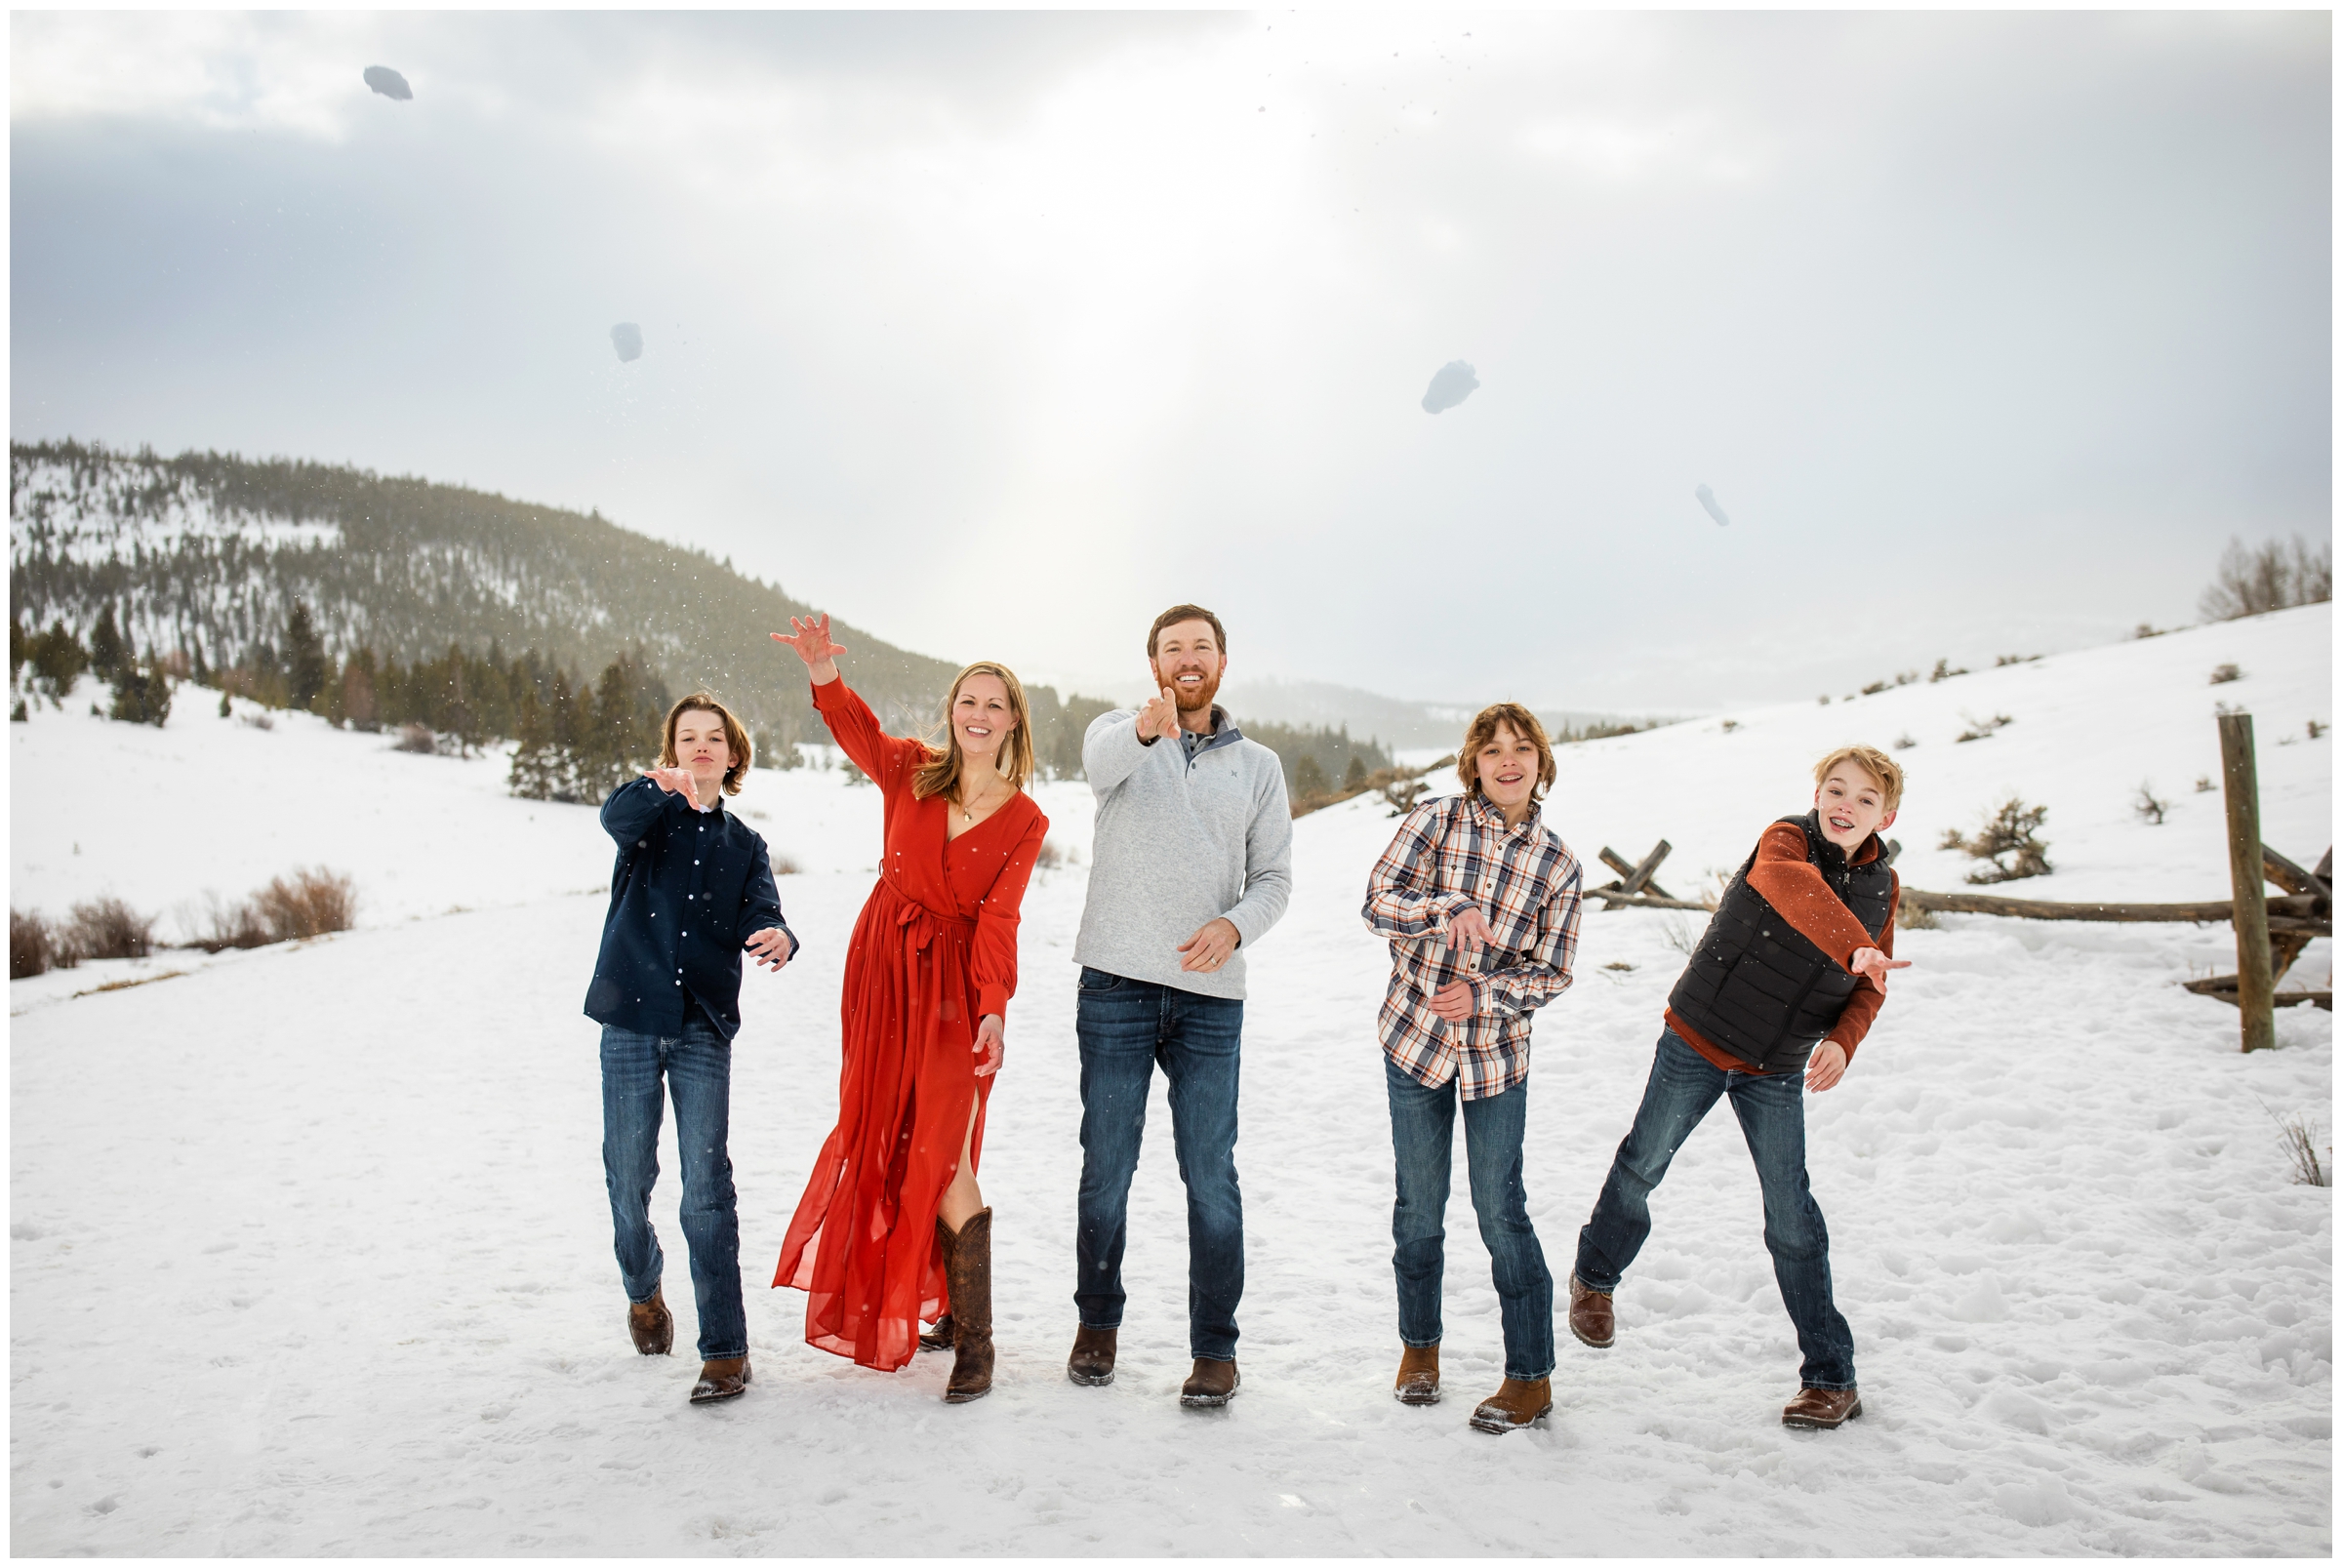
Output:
[
  {"xmin": 508, "ymin": 686, "xmax": 560, "ymax": 800},
  {"xmin": 1345, "ymin": 754, "xmax": 1369, "ymax": 791},
  {"xmin": 89, "ymin": 604, "xmax": 126, "ymax": 682},
  {"xmin": 342, "ymin": 650, "xmax": 381, "ymax": 732},
  {"xmin": 285, "ymin": 601, "xmax": 328, "ymax": 710},
  {"xmin": 107, "ymin": 644, "xmax": 171, "ymax": 727}
]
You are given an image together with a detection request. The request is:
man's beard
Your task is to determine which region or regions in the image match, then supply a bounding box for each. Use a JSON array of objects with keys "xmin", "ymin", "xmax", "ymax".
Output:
[{"xmin": 1154, "ymin": 663, "xmax": 1223, "ymax": 714}]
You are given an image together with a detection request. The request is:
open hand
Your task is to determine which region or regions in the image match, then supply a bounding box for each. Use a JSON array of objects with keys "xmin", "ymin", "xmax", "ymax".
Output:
[
  {"xmin": 1447, "ymin": 905, "xmax": 1495, "ymax": 958},
  {"xmin": 641, "ymin": 767, "xmax": 702, "ymax": 810},
  {"xmin": 1137, "ymin": 684, "xmax": 1180, "ymax": 743},
  {"xmin": 1428, "ymin": 978, "xmax": 1477, "ymax": 1023},
  {"xmin": 974, "ymin": 1014, "xmax": 1005, "ymax": 1077},
  {"xmin": 771, "ymin": 614, "xmax": 847, "ymax": 684},
  {"xmin": 746, "ymin": 928, "xmax": 792, "ymax": 972},
  {"xmin": 1805, "ymin": 1041, "xmax": 1848, "ymax": 1092},
  {"xmin": 1178, "ymin": 917, "xmax": 1240, "ymax": 973},
  {"xmin": 1850, "ymin": 946, "xmax": 1911, "ymax": 986}
]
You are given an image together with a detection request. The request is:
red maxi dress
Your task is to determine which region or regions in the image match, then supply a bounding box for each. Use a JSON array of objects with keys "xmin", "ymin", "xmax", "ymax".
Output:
[{"xmin": 774, "ymin": 676, "xmax": 1048, "ymax": 1371}]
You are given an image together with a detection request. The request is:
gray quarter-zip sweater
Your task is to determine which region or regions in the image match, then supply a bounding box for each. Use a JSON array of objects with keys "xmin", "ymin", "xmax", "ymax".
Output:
[{"xmin": 1074, "ymin": 705, "xmax": 1294, "ymax": 998}]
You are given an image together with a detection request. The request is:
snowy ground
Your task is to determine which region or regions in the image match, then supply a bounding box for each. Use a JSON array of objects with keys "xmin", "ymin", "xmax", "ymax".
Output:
[{"xmin": 10, "ymin": 606, "xmax": 2331, "ymax": 1554}]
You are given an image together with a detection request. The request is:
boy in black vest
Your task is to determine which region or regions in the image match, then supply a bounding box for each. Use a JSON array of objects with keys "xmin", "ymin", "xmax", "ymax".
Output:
[{"xmin": 1569, "ymin": 745, "xmax": 1909, "ymax": 1429}]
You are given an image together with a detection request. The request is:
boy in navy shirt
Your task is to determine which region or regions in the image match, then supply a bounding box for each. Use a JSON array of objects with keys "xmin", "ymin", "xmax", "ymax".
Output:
[{"xmin": 586, "ymin": 693, "xmax": 796, "ymax": 1404}]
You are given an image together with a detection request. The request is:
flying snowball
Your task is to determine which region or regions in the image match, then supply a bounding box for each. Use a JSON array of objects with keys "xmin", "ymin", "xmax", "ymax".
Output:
[
  {"xmin": 363, "ymin": 65, "xmax": 413, "ymax": 101},
  {"xmin": 1695, "ymin": 484, "xmax": 1730, "ymax": 527},
  {"xmin": 610, "ymin": 323, "xmax": 644, "ymax": 363},
  {"xmin": 1420, "ymin": 361, "xmax": 1478, "ymax": 414}
]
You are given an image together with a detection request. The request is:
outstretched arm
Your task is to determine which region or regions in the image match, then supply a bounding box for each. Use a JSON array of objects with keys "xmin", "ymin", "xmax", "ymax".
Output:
[{"xmin": 771, "ymin": 613, "xmax": 846, "ymax": 687}]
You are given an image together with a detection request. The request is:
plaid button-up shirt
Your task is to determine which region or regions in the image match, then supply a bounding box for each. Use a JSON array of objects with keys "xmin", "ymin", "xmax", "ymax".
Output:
[{"xmin": 1361, "ymin": 792, "xmax": 1584, "ymax": 1100}]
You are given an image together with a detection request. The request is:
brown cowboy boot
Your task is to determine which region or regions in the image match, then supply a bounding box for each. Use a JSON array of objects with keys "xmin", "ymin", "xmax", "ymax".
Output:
[
  {"xmin": 1393, "ymin": 1344, "xmax": 1440, "ymax": 1406},
  {"xmin": 627, "ymin": 1286, "xmax": 673, "ymax": 1356},
  {"xmin": 919, "ymin": 1219, "xmax": 957, "ymax": 1352},
  {"xmin": 1781, "ymin": 1386, "xmax": 1862, "ymax": 1429},
  {"xmin": 1468, "ymin": 1377, "xmax": 1553, "ymax": 1434},
  {"xmin": 1567, "ymin": 1274, "xmax": 1615, "ymax": 1349},
  {"xmin": 1181, "ymin": 1358, "xmax": 1240, "ymax": 1408},
  {"xmin": 1068, "ymin": 1324, "xmax": 1118, "ymax": 1387},
  {"xmin": 942, "ymin": 1208, "xmax": 994, "ymax": 1403},
  {"xmin": 689, "ymin": 1356, "xmax": 751, "ymax": 1404}
]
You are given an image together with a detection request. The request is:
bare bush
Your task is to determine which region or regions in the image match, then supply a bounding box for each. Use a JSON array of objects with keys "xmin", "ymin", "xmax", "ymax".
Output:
[
  {"xmin": 1660, "ymin": 915, "xmax": 1696, "ymax": 955},
  {"xmin": 2209, "ymin": 663, "xmax": 2242, "ymax": 686},
  {"xmin": 1954, "ymin": 713, "xmax": 2013, "ymax": 744},
  {"xmin": 2194, "ymin": 775, "xmax": 2216, "ymax": 793},
  {"xmin": 11, "ymin": 908, "xmax": 77, "ymax": 978},
  {"xmin": 193, "ymin": 893, "xmax": 272, "ymax": 952},
  {"xmin": 2311, "ymin": 719, "xmax": 2327, "ymax": 741},
  {"xmin": 1928, "ymin": 659, "xmax": 1970, "ymax": 682},
  {"xmin": 1895, "ymin": 899, "xmax": 1940, "ymax": 931},
  {"xmin": 2278, "ymin": 1114, "xmax": 2329, "ymax": 1187},
  {"xmin": 65, "ymin": 897, "xmax": 155, "ymax": 959},
  {"xmin": 1893, "ymin": 734, "xmax": 1918, "ymax": 751},
  {"xmin": 394, "ymin": 723, "xmax": 436, "ymax": 754},
  {"xmin": 1035, "ymin": 840, "xmax": 1066, "ymax": 870},
  {"xmin": 1940, "ymin": 796, "xmax": 2053, "ymax": 884},
  {"xmin": 253, "ymin": 868, "xmax": 357, "ymax": 941},
  {"xmin": 2201, "ymin": 534, "xmax": 2333, "ymax": 623},
  {"xmin": 769, "ymin": 851, "xmax": 803, "ymax": 877},
  {"xmin": 240, "ymin": 711, "xmax": 275, "ymax": 732},
  {"xmin": 2133, "ymin": 783, "xmax": 2170, "ymax": 826}
]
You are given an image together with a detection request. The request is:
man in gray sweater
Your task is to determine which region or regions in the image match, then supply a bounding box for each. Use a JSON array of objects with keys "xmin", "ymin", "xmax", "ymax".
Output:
[{"xmin": 1068, "ymin": 604, "xmax": 1293, "ymax": 1408}]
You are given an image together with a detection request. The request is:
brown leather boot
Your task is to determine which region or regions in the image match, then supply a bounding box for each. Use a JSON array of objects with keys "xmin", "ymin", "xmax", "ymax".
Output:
[
  {"xmin": 1781, "ymin": 1386, "xmax": 1862, "ymax": 1429},
  {"xmin": 689, "ymin": 1356, "xmax": 750, "ymax": 1404},
  {"xmin": 942, "ymin": 1208, "xmax": 994, "ymax": 1404},
  {"xmin": 1469, "ymin": 1377, "xmax": 1553, "ymax": 1433},
  {"xmin": 1394, "ymin": 1344, "xmax": 1440, "ymax": 1406},
  {"xmin": 1181, "ymin": 1358, "xmax": 1240, "ymax": 1408},
  {"xmin": 1567, "ymin": 1274, "xmax": 1614, "ymax": 1349},
  {"xmin": 919, "ymin": 1219, "xmax": 957, "ymax": 1352},
  {"xmin": 1068, "ymin": 1324, "xmax": 1118, "ymax": 1387},
  {"xmin": 627, "ymin": 1286, "xmax": 672, "ymax": 1356}
]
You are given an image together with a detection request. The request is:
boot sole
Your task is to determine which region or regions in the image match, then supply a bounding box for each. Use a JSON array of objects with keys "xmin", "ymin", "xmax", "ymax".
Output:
[
  {"xmin": 1468, "ymin": 1404, "xmax": 1552, "ymax": 1434},
  {"xmin": 689, "ymin": 1364, "xmax": 752, "ymax": 1405},
  {"xmin": 1068, "ymin": 1367, "xmax": 1115, "ymax": 1387},
  {"xmin": 943, "ymin": 1386, "xmax": 992, "ymax": 1404},
  {"xmin": 1568, "ymin": 1321, "xmax": 1614, "ymax": 1349},
  {"xmin": 1394, "ymin": 1385, "xmax": 1441, "ymax": 1406},
  {"xmin": 1782, "ymin": 1397, "xmax": 1862, "ymax": 1430},
  {"xmin": 1181, "ymin": 1373, "xmax": 1240, "ymax": 1409}
]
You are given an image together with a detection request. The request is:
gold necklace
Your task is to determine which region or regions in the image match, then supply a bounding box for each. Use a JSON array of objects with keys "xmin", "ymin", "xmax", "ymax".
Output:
[{"xmin": 959, "ymin": 777, "xmax": 1005, "ymax": 823}]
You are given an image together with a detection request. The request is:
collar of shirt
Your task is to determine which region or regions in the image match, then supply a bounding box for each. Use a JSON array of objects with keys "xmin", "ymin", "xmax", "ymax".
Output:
[
  {"xmin": 1179, "ymin": 706, "xmax": 1237, "ymax": 758},
  {"xmin": 1469, "ymin": 791, "xmax": 1541, "ymax": 839}
]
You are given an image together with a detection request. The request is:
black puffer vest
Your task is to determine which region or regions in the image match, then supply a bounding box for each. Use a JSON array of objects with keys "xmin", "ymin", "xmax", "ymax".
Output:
[{"xmin": 1667, "ymin": 812, "xmax": 1893, "ymax": 1072}]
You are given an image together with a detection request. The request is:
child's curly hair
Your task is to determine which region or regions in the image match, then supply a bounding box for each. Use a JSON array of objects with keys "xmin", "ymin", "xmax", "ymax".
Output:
[{"xmin": 1456, "ymin": 703, "xmax": 1557, "ymax": 800}]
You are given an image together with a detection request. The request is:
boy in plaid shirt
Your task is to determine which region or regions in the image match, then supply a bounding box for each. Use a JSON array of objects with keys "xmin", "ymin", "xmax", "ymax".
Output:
[{"xmin": 1360, "ymin": 703, "xmax": 1584, "ymax": 1434}]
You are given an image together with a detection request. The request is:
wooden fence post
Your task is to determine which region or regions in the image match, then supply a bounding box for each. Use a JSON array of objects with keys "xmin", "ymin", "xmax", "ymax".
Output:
[{"xmin": 2218, "ymin": 713, "xmax": 2277, "ymax": 1052}]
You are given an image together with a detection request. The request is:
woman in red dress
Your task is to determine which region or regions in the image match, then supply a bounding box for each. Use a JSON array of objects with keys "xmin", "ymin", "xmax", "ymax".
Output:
[{"xmin": 770, "ymin": 614, "xmax": 1048, "ymax": 1402}]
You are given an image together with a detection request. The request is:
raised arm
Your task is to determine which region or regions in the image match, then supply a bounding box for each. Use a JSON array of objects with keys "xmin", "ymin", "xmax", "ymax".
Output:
[
  {"xmin": 1081, "ymin": 709, "xmax": 1150, "ymax": 796},
  {"xmin": 600, "ymin": 775, "xmax": 674, "ymax": 843},
  {"xmin": 1361, "ymin": 800, "xmax": 1475, "ymax": 941}
]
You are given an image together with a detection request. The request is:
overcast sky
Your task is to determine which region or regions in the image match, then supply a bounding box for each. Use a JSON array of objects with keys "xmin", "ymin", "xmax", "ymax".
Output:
[{"xmin": 11, "ymin": 11, "xmax": 2330, "ymax": 711}]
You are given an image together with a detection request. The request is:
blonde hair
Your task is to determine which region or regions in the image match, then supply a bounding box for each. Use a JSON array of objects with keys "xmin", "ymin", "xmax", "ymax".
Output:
[
  {"xmin": 1456, "ymin": 703, "xmax": 1557, "ymax": 800},
  {"xmin": 912, "ymin": 661, "xmax": 1035, "ymax": 802},
  {"xmin": 660, "ymin": 693, "xmax": 752, "ymax": 796},
  {"xmin": 1813, "ymin": 744, "xmax": 1904, "ymax": 812}
]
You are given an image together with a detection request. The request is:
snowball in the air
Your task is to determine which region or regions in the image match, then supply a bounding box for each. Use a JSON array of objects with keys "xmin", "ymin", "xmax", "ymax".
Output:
[
  {"xmin": 1695, "ymin": 484, "xmax": 1731, "ymax": 527},
  {"xmin": 363, "ymin": 66, "xmax": 413, "ymax": 101},
  {"xmin": 611, "ymin": 324, "xmax": 644, "ymax": 363},
  {"xmin": 1421, "ymin": 361, "xmax": 1478, "ymax": 414}
]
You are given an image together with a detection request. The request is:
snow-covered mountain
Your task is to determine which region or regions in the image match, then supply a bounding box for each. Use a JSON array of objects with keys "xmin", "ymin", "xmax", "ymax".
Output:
[{"xmin": 9, "ymin": 603, "xmax": 2329, "ymax": 1554}]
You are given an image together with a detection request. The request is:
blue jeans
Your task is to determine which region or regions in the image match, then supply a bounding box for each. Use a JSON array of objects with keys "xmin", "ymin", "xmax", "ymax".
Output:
[
  {"xmin": 1073, "ymin": 968, "xmax": 1246, "ymax": 1361},
  {"xmin": 600, "ymin": 1021, "xmax": 747, "ymax": 1361},
  {"xmin": 1386, "ymin": 1057, "xmax": 1555, "ymax": 1381},
  {"xmin": 1575, "ymin": 1027, "xmax": 1856, "ymax": 1389}
]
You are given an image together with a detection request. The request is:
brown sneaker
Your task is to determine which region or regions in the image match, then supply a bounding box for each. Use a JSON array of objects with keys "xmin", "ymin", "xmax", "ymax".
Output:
[
  {"xmin": 1567, "ymin": 1274, "xmax": 1614, "ymax": 1349},
  {"xmin": 689, "ymin": 1355, "xmax": 751, "ymax": 1404},
  {"xmin": 1781, "ymin": 1386, "xmax": 1862, "ymax": 1429},
  {"xmin": 1180, "ymin": 1357, "xmax": 1240, "ymax": 1408},
  {"xmin": 1393, "ymin": 1344, "xmax": 1440, "ymax": 1405},
  {"xmin": 1468, "ymin": 1377, "xmax": 1553, "ymax": 1434},
  {"xmin": 627, "ymin": 1286, "xmax": 673, "ymax": 1356},
  {"xmin": 1068, "ymin": 1324, "xmax": 1118, "ymax": 1387}
]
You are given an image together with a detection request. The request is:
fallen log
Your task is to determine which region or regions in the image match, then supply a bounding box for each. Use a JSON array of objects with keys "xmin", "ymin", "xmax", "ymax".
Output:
[
  {"xmin": 2180, "ymin": 974, "xmax": 2333, "ymax": 1012},
  {"xmin": 1580, "ymin": 888, "xmax": 1716, "ymax": 912},
  {"xmin": 1902, "ymin": 890, "xmax": 2322, "ymax": 923}
]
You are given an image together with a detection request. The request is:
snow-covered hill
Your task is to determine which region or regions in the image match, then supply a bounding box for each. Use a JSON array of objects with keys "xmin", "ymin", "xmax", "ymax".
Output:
[{"xmin": 10, "ymin": 607, "xmax": 2331, "ymax": 1554}]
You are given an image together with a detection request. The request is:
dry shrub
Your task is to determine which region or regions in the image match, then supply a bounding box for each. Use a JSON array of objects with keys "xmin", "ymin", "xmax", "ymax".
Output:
[
  {"xmin": 191, "ymin": 867, "xmax": 357, "ymax": 951},
  {"xmin": 769, "ymin": 851, "xmax": 803, "ymax": 877},
  {"xmin": 11, "ymin": 908, "xmax": 77, "ymax": 978},
  {"xmin": 2209, "ymin": 663, "xmax": 2242, "ymax": 686},
  {"xmin": 1940, "ymin": 796, "xmax": 2053, "ymax": 884},
  {"xmin": 394, "ymin": 723, "xmax": 436, "ymax": 754},
  {"xmin": 253, "ymin": 867, "xmax": 357, "ymax": 940},
  {"xmin": 1035, "ymin": 839, "xmax": 1066, "ymax": 870},
  {"xmin": 65, "ymin": 897, "xmax": 155, "ymax": 959},
  {"xmin": 2133, "ymin": 783, "xmax": 2170, "ymax": 826},
  {"xmin": 1896, "ymin": 899, "xmax": 1940, "ymax": 931},
  {"xmin": 1660, "ymin": 915, "xmax": 1697, "ymax": 955}
]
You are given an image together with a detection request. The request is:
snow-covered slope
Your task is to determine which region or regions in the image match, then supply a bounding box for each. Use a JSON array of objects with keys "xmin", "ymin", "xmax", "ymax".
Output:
[{"xmin": 9, "ymin": 608, "xmax": 2330, "ymax": 1554}]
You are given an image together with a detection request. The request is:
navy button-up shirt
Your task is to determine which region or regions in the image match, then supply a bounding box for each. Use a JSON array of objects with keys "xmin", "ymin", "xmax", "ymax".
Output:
[{"xmin": 584, "ymin": 778, "xmax": 794, "ymax": 1042}]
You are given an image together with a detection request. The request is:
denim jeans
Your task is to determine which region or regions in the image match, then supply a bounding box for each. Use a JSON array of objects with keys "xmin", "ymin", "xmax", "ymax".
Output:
[
  {"xmin": 1575, "ymin": 1027, "xmax": 1856, "ymax": 1389},
  {"xmin": 600, "ymin": 1020, "xmax": 747, "ymax": 1361},
  {"xmin": 1073, "ymin": 968, "xmax": 1246, "ymax": 1361},
  {"xmin": 1386, "ymin": 1057, "xmax": 1555, "ymax": 1381}
]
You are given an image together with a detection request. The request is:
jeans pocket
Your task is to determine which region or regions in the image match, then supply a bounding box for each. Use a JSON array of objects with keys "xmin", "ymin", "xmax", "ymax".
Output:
[{"xmin": 1077, "ymin": 968, "xmax": 1123, "ymax": 993}]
